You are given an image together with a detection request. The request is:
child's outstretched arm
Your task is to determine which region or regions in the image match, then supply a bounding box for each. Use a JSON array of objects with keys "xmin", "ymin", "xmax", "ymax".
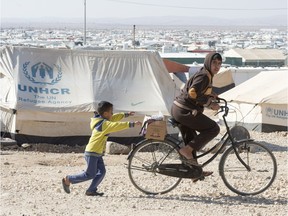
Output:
[
  {"xmin": 104, "ymin": 120, "xmax": 142, "ymax": 134},
  {"xmin": 125, "ymin": 112, "xmax": 135, "ymax": 117},
  {"xmin": 112, "ymin": 112, "xmax": 136, "ymax": 122},
  {"xmin": 129, "ymin": 121, "xmax": 142, "ymax": 127}
]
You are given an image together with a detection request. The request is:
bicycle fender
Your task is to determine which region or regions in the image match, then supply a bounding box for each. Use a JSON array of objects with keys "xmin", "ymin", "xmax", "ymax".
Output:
[
  {"xmin": 126, "ymin": 139, "xmax": 151, "ymax": 160},
  {"xmin": 233, "ymin": 138, "xmax": 254, "ymax": 145}
]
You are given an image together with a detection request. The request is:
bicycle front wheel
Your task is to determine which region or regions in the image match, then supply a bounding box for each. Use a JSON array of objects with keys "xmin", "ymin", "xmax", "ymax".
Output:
[
  {"xmin": 219, "ymin": 141, "xmax": 277, "ymax": 196},
  {"xmin": 128, "ymin": 139, "xmax": 182, "ymax": 195}
]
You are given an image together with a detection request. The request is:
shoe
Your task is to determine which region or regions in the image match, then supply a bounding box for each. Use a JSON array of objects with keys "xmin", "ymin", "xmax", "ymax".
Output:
[
  {"xmin": 181, "ymin": 157, "xmax": 200, "ymax": 167},
  {"xmin": 62, "ymin": 178, "xmax": 70, "ymax": 194},
  {"xmin": 179, "ymin": 146, "xmax": 200, "ymax": 167},
  {"xmin": 192, "ymin": 171, "xmax": 213, "ymax": 183},
  {"xmin": 85, "ymin": 191, "xmax": 104, "ymax": 196}
]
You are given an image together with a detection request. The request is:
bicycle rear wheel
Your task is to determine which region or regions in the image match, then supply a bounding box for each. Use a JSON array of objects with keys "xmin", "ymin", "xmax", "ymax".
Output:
[
  {"xmin": 219, "ymin": 141, "xmax": 277, "ymax": 196},
  {"xmin": 128, "ymin": 139, "xmax": 182, "ymax": 195}
]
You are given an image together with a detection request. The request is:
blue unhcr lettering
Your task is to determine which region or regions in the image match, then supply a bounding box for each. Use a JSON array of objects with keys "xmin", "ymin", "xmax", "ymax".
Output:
[{"xmin": 18, "ymin": 85, "xmax": 70, "ymax": 95}]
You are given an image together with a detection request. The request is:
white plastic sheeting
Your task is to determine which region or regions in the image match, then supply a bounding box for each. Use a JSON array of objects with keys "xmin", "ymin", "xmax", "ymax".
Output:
[
  {"xmin": 220, "ymin": 70, "xmax": 288, "ymax": 132},
  {"xmin": 0, "ymin": 46, "xmax": 178, "ymax": 114},
  {"xmin": 0, "ymin": 46, "xmax": 179, "ymax": 139}
]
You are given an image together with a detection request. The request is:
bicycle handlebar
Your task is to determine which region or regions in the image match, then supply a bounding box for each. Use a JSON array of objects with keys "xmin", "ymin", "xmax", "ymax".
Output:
[{"xmin": 215, "ymin": 97, "xmax": 229, "ymax": 117}]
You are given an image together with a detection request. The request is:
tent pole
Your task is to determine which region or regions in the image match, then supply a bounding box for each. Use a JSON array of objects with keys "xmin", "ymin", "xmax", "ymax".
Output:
[{"xmin": 84, "ymin": 0, "xmax": 87, "ymax": 45}]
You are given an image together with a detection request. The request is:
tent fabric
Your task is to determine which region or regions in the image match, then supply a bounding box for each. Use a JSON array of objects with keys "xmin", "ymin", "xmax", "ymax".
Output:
[
  {"xmin": 0, "ymin": 46, "xmax": 180, "ymax": 143},
  {"xmin": 0, "ymin": 46, "xmax": 178, "ymax": 115},
  {"xmin": 220, "ymin": 70, "xmax": 288, "ymax": 105},
  {"xmin": 212, "ymin": 68, "xmax": 235, "ymax": 95},
  {"xmin": 219, "ymin": 70, "xmax": 288, "ymax": 132},
  {"xmin": 213, "ymin": 68, "xmax": 234, "ymax": 88}
]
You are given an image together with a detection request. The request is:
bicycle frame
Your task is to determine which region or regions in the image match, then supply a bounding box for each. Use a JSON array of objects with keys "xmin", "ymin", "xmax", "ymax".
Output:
[
  {"xmin": 166, "ymin": 98, "xmax": 253, "ymax": 170},
  {"xmin": 127, "ymin": 97, "xmax": 277, "ymax": 195}
]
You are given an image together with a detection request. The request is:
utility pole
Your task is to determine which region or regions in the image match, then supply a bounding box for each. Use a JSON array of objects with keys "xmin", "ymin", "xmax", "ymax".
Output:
[
  {"xmin": 133, "ymin": 25, "xmax": 136, "ymax": 49},
  {"xmin": 84, "ymin": 0, "xmax": 87, "ymax": 45}
]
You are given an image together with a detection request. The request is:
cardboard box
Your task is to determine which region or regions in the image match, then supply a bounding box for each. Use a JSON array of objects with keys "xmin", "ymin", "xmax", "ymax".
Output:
[{"xmin": 145, "ymin": 120, "xmax": 167, "ymax": 141}]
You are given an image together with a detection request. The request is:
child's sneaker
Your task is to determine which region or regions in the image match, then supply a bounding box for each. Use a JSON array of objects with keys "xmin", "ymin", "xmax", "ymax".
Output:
[
  {"xmin": 62, "ymin": 178, "xmax": 70, "ymax": 194},
  {"xmin": 85, "ymin": 191, "xmax": 104, "ymax": 196}
]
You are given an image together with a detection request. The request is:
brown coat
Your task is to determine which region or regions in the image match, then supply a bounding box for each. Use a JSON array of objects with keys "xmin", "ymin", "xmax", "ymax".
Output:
[{"xmin": 175, "ymin": 53, "xmax": 218, "ymax": 112}]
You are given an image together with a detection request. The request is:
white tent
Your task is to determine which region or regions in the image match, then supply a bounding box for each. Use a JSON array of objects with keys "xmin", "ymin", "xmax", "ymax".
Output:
[
  {"xmin": 212, "ymin": 67, "xmax": 235, "ymax": 94},
  {"xmin": 220, "ymin": 70, "xmax": 288, "ymax": 132},
  {"xmin": 0, "ymin": 46, "xmax": 179, "ymax": 144}
]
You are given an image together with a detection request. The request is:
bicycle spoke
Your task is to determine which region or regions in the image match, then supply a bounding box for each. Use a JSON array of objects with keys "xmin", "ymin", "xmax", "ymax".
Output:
[
  {"xmin": 129, "ymin": 164, "xmax": 153, "ymax": 172},
  {"xmin": 128, "ymin": 139, "xmax": 182, "ymax": 195},
  {"xmin": 132, "ymin": 154, "xmax": 154, "ymax": 166},
  {"xmin": 219, "ymin": 141, "xmax": 277, "ymax": 196}
]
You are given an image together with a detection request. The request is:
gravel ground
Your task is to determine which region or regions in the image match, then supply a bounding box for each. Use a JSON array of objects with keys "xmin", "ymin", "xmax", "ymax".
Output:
[{"xmin": 0, "ymin": 130, "xmax": 287, "ymax": 216}]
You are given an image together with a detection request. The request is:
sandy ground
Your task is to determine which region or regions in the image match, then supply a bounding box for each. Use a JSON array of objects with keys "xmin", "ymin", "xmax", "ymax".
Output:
[{"xmin": 0, "ymin": 130, "xmax": 287, "ymax": 216}]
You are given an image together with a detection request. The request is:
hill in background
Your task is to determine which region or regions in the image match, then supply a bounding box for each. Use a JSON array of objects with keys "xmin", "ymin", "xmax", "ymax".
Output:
[{"xmin": 1, "ymin": 15, "xmax": 286, "ymax": 29}]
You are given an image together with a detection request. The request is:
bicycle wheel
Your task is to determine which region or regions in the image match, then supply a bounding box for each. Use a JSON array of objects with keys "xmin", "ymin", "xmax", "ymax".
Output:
[
  {"xmin": 219, "ymin": 141, "xmax": 277, "ymax": 196},
  {"xmin": 128, "ymin": 139, "xmax": 182, "ymax": 195}
]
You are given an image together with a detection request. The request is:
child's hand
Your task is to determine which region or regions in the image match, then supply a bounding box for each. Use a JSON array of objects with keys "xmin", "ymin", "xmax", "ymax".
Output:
[
  {"xmin": 134, "ymin": 121, "xmax": 142, "ymax": 126},
  {"xmin": 128, "ymin": 112, "xmax": 135, "ymax": 116}
]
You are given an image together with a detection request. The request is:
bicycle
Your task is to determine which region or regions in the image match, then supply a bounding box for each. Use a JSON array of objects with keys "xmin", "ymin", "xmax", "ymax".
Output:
[{"xmin": 127, "ymin": 98, "xmax": 277, "ymax": 196}]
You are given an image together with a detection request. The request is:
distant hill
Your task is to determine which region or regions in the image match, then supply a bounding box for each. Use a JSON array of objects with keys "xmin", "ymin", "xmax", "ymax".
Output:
[
  {"xmin": 93, "ymin": 15, "xmax": 286, "ymax": 26},
  {"xmin": 1, "ymin": 15, "xmax": 286, "ymax": 28}
]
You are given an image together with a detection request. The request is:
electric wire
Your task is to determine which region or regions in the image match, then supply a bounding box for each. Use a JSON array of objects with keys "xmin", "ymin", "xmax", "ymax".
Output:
[{"xmin": 107, "ymin": 0, "xmax": 287, "ymax": 11}]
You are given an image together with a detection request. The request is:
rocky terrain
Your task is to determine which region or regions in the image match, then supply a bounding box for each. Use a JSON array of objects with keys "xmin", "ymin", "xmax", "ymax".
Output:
[{"xmin": 0, "ymin": 130, "xmax": 287, "ymax": 216}]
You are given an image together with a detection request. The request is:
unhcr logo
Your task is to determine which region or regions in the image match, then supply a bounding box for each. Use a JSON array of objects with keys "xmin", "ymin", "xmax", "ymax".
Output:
[
  {"xmin": 22, "ymin": 62, "xmax": 62, "ymax": 85},
  {"xmin": 265, "ymin": 107, "xmax": 288, "ymax": 120},
  {"xmin": 266, "ymin": 107, "xmax": 273, "ymax": 116}
]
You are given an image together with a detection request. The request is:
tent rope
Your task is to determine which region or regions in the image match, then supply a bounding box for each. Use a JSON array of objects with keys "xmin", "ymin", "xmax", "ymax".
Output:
[
  {"xmin": 228, "ymin": 103, "xmax": 259, "ymax": 128},
  {"xmin": 237, "ymin": 103, "xmax": 258, "ymax": 124}
]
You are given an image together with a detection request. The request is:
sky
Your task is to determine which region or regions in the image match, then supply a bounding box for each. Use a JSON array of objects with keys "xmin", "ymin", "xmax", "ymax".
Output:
[{"xmin": 1, "ymin": 0, "xmax": 287, "ymax": 20}]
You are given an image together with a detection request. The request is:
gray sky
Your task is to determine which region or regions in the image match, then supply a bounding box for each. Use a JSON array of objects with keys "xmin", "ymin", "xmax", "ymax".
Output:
[{"xmin": 1, "ymin": 0, "xmax": 287, "ymax": 19}]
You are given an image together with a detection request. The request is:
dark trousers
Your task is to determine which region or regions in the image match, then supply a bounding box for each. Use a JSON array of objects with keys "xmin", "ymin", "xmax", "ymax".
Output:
[{"xmin": 171, "ymin": 104, "xmax": 220, "ymax": 151}]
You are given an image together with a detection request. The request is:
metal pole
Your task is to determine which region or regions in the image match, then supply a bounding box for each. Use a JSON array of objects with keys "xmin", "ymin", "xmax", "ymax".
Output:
[
  {"xmin": 133, "ymin": 25, "xmax": 135, "ymax": 49},
  {"xmin": 84, "ymin": 0, "xmax": 86, "ymax": 45}
]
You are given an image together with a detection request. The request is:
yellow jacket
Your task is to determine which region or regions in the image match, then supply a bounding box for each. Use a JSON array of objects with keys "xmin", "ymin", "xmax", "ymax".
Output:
[{"xmin": 85, "ymin": 113, "xmax": 132, "ymax": 155}]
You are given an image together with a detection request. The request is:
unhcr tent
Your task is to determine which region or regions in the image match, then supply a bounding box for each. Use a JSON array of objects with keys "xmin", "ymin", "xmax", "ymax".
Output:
[
  {"xmin": 0, "ymin": 46, "xmax": 179, "ymax": 144},
  {"xmin": 220, "ymin": 70, "xmax": 288, "ymax": 132},
  {"xmin": 212, "ymin": 67, "xmax": 235, "ymax": 95}
]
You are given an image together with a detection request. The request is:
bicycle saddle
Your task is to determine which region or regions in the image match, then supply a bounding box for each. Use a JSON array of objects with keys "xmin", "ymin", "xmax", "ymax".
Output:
[{"xmin": 168, "ymin": 118, "xmax": 180, "ymax": 127}]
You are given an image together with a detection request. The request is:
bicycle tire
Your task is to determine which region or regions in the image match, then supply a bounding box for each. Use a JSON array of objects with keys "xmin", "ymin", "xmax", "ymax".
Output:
[
  {"xmin": 128, "ymin": 139, "xmax": 182, "ymax": 195},
  {"xmin": 219, "ymin": 141, "xmax": 277, "ymax": 196}
]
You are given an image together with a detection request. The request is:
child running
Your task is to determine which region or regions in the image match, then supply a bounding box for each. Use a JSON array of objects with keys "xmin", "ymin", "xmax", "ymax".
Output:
[{"xmin": 62, "ymin": 101, "xmax": 141, "ymax": 196}]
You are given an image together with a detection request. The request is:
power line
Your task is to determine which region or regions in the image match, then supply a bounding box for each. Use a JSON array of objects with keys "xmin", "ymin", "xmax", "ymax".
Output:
[{"xmin": 107, "ymin": 0, "xmax": 287, "ymax": 11}]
